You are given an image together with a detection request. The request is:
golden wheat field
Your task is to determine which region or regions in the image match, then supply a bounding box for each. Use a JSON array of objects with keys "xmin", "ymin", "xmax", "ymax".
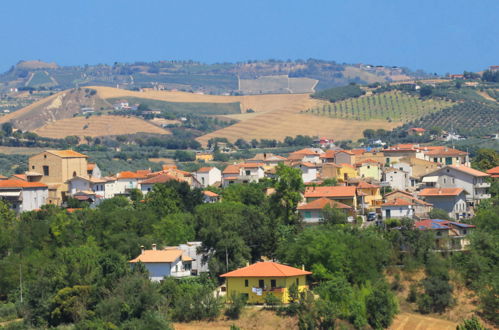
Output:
[
  {"xmin": 0, "ymin": 92, "xmax": 63, "ymax": 124},
  {"xmin": 91, "ymin": 86, "xmax": 400, "ymax": 144},
  {"xmin": 33, "ymin": 115, "xmax": 170, "ymax": 139}
]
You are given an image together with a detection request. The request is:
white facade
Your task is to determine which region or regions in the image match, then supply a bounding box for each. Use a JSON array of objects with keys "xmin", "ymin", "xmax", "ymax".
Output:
[
  {"xmin": 383, "ymin": 169, "xmax": 410, "ymax": 191},
  {"xmin": 142, "ymin": 258, "xmax": 191, "ymax": 282},
  {"xmin": 193, "ymin": 167, "xmax": 222, "ymax": 187},
  {"xmin": 381, "ymin": 205, "xmax": 414, "ymax": 219},
  {"xmin": 294, "ymin": 164, "xmax": 318, "ymax": 183},
  {"xmin": 179, "ymin": 242, "xmax": 210, "ymax": 274},
  {"xmin": 0, "ymin": 186, "xmax": 48, "ymax": 213}
]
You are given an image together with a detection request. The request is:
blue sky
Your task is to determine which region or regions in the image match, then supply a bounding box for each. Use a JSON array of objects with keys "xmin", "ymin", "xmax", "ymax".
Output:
[{"xmin": 0, "ymin": 0, "xmax": 497, "ymax": 74}]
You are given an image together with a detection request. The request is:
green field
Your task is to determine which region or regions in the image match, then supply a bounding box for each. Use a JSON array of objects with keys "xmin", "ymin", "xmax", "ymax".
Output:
[
  {"xmin": 107, "ymin": 97, "xmax": 241, "ymax": 115},
  {"xmin": 305, "ymin": 91, "xmax": 453, "ymax": 122}
]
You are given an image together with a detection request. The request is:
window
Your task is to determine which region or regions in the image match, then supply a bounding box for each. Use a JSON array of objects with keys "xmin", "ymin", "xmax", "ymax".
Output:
[
  {"xmin": 304, "ymin": 211, "xmax": 312, "ymax": 219},
  {"xmin": 184, "ymin": 262, "xmax": 191, "ymax": 271},
  {"xmin": 296, "ymin": 278, "xmax": 299, "ymax": 286},
  {"xmin": 175, "ymin": 265, "xmax": 178, "ymax": 272},
  {"xmin": 443, "ymin": 178, "xmax": 446, "ymax": 184},
  {"xmin": 259, "ymin": 279, "xmax": 264, "ymax": 288},
  {"xmin": 245, "ymin": 279, "xmax": 249, "ymax": 287},
  {"xmin": 271, "ymin": 279, "xmax": 276, "ymax": 288},
  {"xmin": 43, "ymin": 166, "xmax": 49, "ymax": 176},
  {"xmin": 31, "ymin": 165, "xmax": 35, "ymax": 170},
  {"xmin": 436, "ymin": 231, "xmax": 442, "ymax": 236},
  {"xmin": 73, "ymin": 171, "xmax": 77, "ymax": 177},
  {"xmin": 44, "ymin": 155, "xmax": 47, "ymax": 159},
  {"xmin": 245, "ymin": 170, "xmax": 251, "ymax": 176}
]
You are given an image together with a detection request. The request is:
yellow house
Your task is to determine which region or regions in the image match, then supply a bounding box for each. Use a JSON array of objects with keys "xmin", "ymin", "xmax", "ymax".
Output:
[
  {"xmin": 28, "ymin": 150, "xmax": 89, "ymax": 205},
  {"xmin": 220, "ymin": 262, "xmax": 311, "ymax": 304},
  {"xmin": 355, "ymin": 159, "xmax": 382, "ymax": 181},
  {"xmin": 356, "ymin": 181, "xmax": 382, "ymax": 208},
  {"xmin": 196, "ymin": 152, "xmax": 214, "ymax": 162},
  {"xmin": 338, "ymin": 163, "xmax": 358, "ymax": 182}
]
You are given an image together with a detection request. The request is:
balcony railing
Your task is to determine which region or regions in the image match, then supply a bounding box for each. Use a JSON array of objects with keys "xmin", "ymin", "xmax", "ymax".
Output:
[{"xmin": 475, "ymin": 182, "xmax": 491, "ymax": 188}]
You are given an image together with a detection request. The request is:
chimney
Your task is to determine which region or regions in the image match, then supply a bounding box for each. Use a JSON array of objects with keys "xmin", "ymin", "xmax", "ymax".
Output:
[
  {"xmin": 152, "ymin": 244, "xmax": 157, "ymax": 250},
  {"xmin": 301, "ymin": 264, "xmax": 305, "ymax": 270},
  {"xmin": 140, "ymin": 245, "xmax": 145, "ymax": 253},
  {"xmin": 246, "ymin": 261, "xmax": 249, "ymax": 267}
]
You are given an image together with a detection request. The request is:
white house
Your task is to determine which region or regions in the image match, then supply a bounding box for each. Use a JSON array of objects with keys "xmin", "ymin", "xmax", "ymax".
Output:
[
  {"xmin": 419, "ymin": 188, "xmax": 469, "ymax": 220},
  {"xmin": 421, "ymin": 165, "xmax": 490, "ymax": 206},
  {"xmin": 129, "ymin": 245, "xmax": 193, "ymax": 281},
  {"xmin": 139, "ymin": 173, "xmax": 178, "ymax": 195},
  {"xmin": 288, "ymin": 148, "xmax": 323, "ymax": 164},
  {"xmin": 178, "ymin": 241, "xmax": 210, "ymax": 274},
  {"xmin": 202, "ymin": 190, "xmax": 219, "ymax": 203},
  {"xmin": 192, "ymin": 167, "xmax": 222, "ymax": 187},
  {"xmin": 222, "ymin": 163, "xmax": 265, "ymax": 187},
  {"xmin": 0, "ymin": 180, "xmax": 48, "ymax": 213},
  {"xmin": 381, "ymin": 198, "xmax": 414, "ymax": 219},
  {"xmin": 293, "ymin": 162, "xmax": 319, "ymax": 183},
  {"xmin": 383, "ymin": 167, "xmax": 411, "ymax": 191},
  {"xmin": 115, "ymin": 171, "xmax": 150, "ymax": 195}
]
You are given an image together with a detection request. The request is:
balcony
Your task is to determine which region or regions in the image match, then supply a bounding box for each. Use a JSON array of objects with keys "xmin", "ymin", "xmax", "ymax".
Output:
[{"xmin": 475, "ymin": 182, "xmax": 491, "ymax": 188}]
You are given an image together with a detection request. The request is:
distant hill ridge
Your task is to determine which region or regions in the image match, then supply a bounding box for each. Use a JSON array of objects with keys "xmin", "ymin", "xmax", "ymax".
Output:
[{"xmin": 0, "ymin": 59, "xmax": 422, "ymax": 94}]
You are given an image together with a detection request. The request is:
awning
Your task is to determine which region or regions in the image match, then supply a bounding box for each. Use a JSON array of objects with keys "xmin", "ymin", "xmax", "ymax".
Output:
[
  {"xmin": 422, "ymin": 176, "xmax": 438, "ymax": 183},
  {"xmin": 0, "ymin": 191, "xmax": 21, "ymax": 197}
]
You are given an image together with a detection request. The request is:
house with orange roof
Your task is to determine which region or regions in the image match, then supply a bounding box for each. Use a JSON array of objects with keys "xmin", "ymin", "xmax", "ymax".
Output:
[
  {"xmin": 288, "ymin": 148, "xmax": 323, "ymax": 164},
  {"xmin": 408, "ymin": 127, "xmax": 426, "ymax": 136},
  {"xmin": 129, "ymin": 244, "xmax": 193, "ymax": 281},
  {"xmin": 381, "ymin": 198, "xmax": 416, "ymax": 219},
  {"xmin": 28, "ymin": 150, "xmax": 89, "ymax": 205},
  {"xmin": 415, "ymin": 219, "xmax": 475, "ymax": 251},
  {"xmin": 115, "ymin": 170, "xmax": 150, "ymax": 194},
  {"xmin": 247, "ymin": 153, "xmax": 287, "ymax": 169},
  {"xmin": 139, "ymin": 173, "xmax": 179, "ymax": 195},
  {"xmin": 202, "ymin": 190, "xmax": 220, "ymax": 203},
  {"xmin": 68, "ymin": 176, "xmax": 110, "ymax": 200},
  {"xmin": 192, "ymin": 166, "xmax": 222, "ymax": 187},
  {"xmin": 221, "ymin": 163, "xmax": 265, "ymax": 187},
  {"xmin": 297, "ymin": 197, "xmax": 353, "ymax": 223},
  {"xmin": 383, "ymin": 146, "xmax": 422, "ymax": 165},
  {"xmin": 486, "ymin": 166, "xmax": 499, "ymax": 178},
  {"xmin": 220, "ymin": 261, "xmax": 311, "ymax": 304},
  {"xmin": 86, "ymin": 162, "xmax": 101, "ymax": 178},
  {"xmin": 421, "ymin": 165, "xmax": 490, "ymax": 205},
  {"xmin": 355, "ymin": 159, "xmax": 382, "ymax": 181},
  {"xmin": 384, "ymin": 190, "xmax": 432, "ymax": 218},
  {"xmin": 304, "ymin": 186, "xmax": 357, "ymax": 208},
  {"xmin": 418, "ymin": 188, "xmax": 468, "ymax": 220},
  {"xmin": 421, "ymin": 146, "xmax": 469, "ymax": 166},
  {"xmin": 355, "ymin": 181, "xmax": 382, "ymax": 209},
  {"xmin": 320, "ymin": 150, "xmax": 338, "ymax": 163},
  {"xmin": 0, "ymin": 179, "xmax": 48, "ymax": 213},
  {"xmin": 333, "ymin": 150, "xmax": 355, "ymax": 165},
  {"xmin": 338, "ymin": 163, "xmax": 358, "ymax": 182}
]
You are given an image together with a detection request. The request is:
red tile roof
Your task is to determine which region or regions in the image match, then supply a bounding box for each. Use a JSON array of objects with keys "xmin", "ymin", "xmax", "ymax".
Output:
[
  {"xmin": 320, "ymin": 150, "xmax": 337, "ymax": 159},
  {"xmin": 486, "ymin": 166, "xmax": 499, "ymax": 178},
  {"xmin": 10, "ymin": 174, "xmax": 27, "ymax": 181},
  {"xmin": 304, "ymin": 186, "xmax": 356, "ymax": 198},
  {"xmin": 197, "ymin": 167, "xmax": 215, "ymax": 173},
  {"xmin": 357, "ymin": 181, "xmax": 380, "ymax": 189},
  {"xmin": 220, "ymin": 262, "xmax": 311, "ymax": 278},
  {"xmin": 340, "ymin": 163, "xmax": 356, "ymax": 169},
  {"xmin": 0, "ymin": 179, "xmax": 47, "ymax": 189},
  {"xmin": 381, "ymin": 198, "xmax": 413, "ymax": 206},
  {"xmin": 298, "ymin": 197, "xmax": 352, "ymax": 210},
  {"xmin": 292, "ymin": 148, "xmax": 320, "ymax": 156},
  {"xmin": 355, "ymin": 158, "xmax": 380, "ymax": 166},
  {"xmin": 140, "ymin": 174, "xmax": 178, "ymax": 184},
  {"xmin": 424, "ymin": 147, "xmax": 467, "ymax": 156},
  {"xmin": 419, "ymin": 188, "xmax": 464, "ymax": 197},
  {"xmin": 129, "ymin": 248, "xmax": 192, "ymax": 263},
  {"xmin": 409, "ymin": 128, "xmax": 426, "ymax": 132},
  {"xmin": 223, "ymin": 164, "xmax": 240, "ymax": 174},
  {"xmin": 47, "ymin": 150, "xmax": 88, "ymax": 158},
  {"xmin": 203, "ymin": 190, "xmax": 219, "ymax": 197},
  {"xmin": 449, "ymin": 165, "xmax": 489, "ymax": 177}
]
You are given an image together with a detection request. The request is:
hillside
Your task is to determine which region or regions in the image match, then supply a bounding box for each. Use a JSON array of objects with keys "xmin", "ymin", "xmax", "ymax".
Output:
[
  {"xmin": 33, "ymin": 115, "xmax": 169, "ymax": 139},
  {"xmin": 0, "ymin": 88, "xmax": 112, "ymax": 131},
  {"xmin": 0, "ymin": 59, "xmax": 422, "ymax": 95}
]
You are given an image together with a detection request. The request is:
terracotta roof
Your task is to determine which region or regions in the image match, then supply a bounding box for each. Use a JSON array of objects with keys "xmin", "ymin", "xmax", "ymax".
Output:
[
  {"xmin": 0, "ymin": 175, "xmax": 7, "ymax": 180},
  {"xmin": 392, "ymin": 144, "xmax": 419, "ymax": 149},
  {"xmin": 292, "ymin": 148, "xmax": 320, "ymax": 156},
  {"xmin": 239, "ymin": 163, "xmax": 264, "ymax": 168},
  {"xmin": 340, "ymin": 163, "xmax": 356, "ymax": 169},
  {"xmin": 10, "ymin": 174, "xmax": 27, "ymax": 181},
  {"xmin": 197, "ymin": 167, "xmax": 215, "ymax": 173},
  {"xmin": 0, "ymin": 179, "xmax": 47, "ymax": 189},
  {"xmin": 220, "ymin": 261, "xmax": 311, "ymax": 278},
  {"xmin": 381, "ymin": 198, "xmax": 413, "ymax": 206},
  {"xmin": 295, "ymin": 162, "xmax": 318, "ymax": 168},
  {"xmin": 136, "ymin": 169, "xmax": 152, "ymax": 176},
  {"xmin": 409, "ymin": 128, "xmax": 426, "ymax": 132},
  {"xmin": 298, "ymin": 197, "xmax": 352, "ymax": 210},
  {"xmin": 304, "ymin": 186, "xmax": 356, "ymax": 198},
  {"xmin": 350, "ymin": 149, "xmax": 366, "ymax": 155},
  {"xmin": 448, "ymin": 165, "xmax": 489, "ymax": 177},
  {"xmin": 355, "ymin": 159, "xmax": 380, "ymax": 166},
  {"xmin": 419, "ymin": 188, "xmax": 464, "ymax": 197},
  {"xmin": 249, "ymin": 153, "xmax": 287, "ymax": 162},
  {"xmin": 357, "ymin": 181, "xmax": 380, "ymax": 189},
  {"xmin": 424, "ymin": 147, "xmax": 467, "ymax": 156},
  {"xmin": 129, "ymin": 248, "xmax": 193, "ymax": 263},
  {"xmin": 140, "ymin": 173, "xmax": 178, "ymax": 184},
  {"xmin": 66, "ymin": 208, "xmax": 82, "ymax": 213},
  {"xmin": 336, "ymin": 150, "xmax": 354, "ymax": 155},
  {"xmin": 223, "ymin": 164, "xmax": 240, "ymax": 174},
  {"xmin": 487, "ymin": 166, "xmax": 499, "ymax": 178},
  {"xmin": 117, "ymin": 171, "xmax": 149, "ymax": 179},
  {"xmin": 203, "ymin": 190, "xmax": 219, "ymax": 197},
  {"xmin": 47, "ymin": 150, "xmax": 88, "ymax": 158},
  {"xmin": 320, "ymin": 150, "xmax": 337, "ymax": 159},
  {"xmin": 87, "ymin": 163, "xmax": 95, "ymax": 171},
  {"xmin": 415, "ymin": 219, "xmax": 475, "ymax": 230}
]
